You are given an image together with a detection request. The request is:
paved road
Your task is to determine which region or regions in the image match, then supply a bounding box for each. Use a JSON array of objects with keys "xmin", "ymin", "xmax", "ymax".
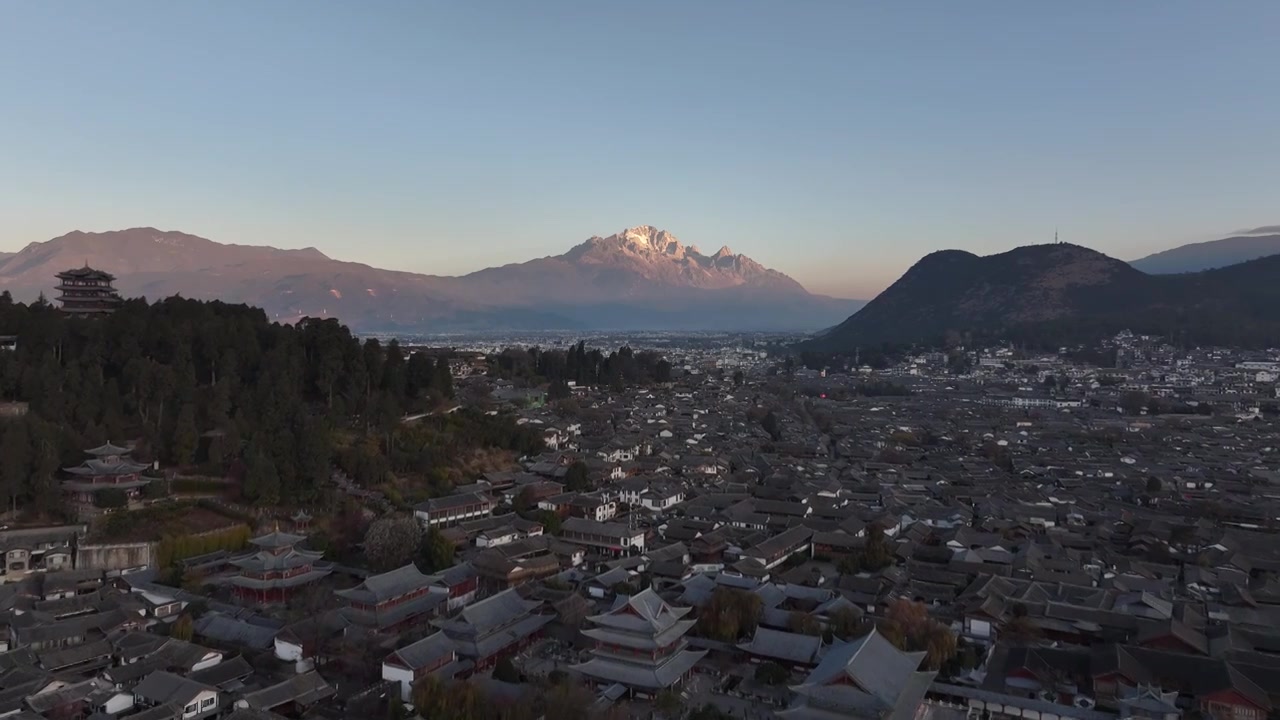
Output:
[
  {"xmin": 514, "ymin": 638, "xmax": 579, "ymax": 680},
  {"xmin": 683, "ymin": 675, "xmax": 782, "ymax": 720},
  {"xmin": 685, "ymin": 692, "xmax": 779, "ymax": 720}
]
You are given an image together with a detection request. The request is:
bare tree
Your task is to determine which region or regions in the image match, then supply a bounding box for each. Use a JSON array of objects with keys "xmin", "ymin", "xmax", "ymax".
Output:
[{"xmin": 363, "ymin": 516, "xmax": 423, "ymax": 571}]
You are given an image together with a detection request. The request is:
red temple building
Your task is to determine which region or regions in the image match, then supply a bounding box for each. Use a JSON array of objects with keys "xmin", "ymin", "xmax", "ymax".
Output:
[
  {"xmin": 61, "ymin": 442, "xmax": 155, "ymax": 517},
  {"xmin": 228, "ymin": 530, "xmax": 332, "ymax": 606},
  {"xmin": 571, "ymin": 588, "xmax": 706, "ymax": 697}
]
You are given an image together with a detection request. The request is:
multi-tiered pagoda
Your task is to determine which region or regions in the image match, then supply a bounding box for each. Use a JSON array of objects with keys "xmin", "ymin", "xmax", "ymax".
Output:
[
  {"xmin": 571, "ymin": 587, "xmax": 706, "ymax": 697},
  {"xmin": 61, "ymin": 442, "xmax": 154, "ymax": 516},
  {"xmin": 227, "ymin": 530, "xmax": 332, "ymax": 606},
  {"xmin": 55, "ymin": 266, "xmax": 123, "ymax": 316}
]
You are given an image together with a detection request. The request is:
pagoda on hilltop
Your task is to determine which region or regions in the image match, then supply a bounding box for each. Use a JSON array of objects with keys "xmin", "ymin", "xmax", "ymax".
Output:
[
  {"xmin": 227, "ymin": 529, "xmax": 332, "ymax": 606},
  {"xmin": 61, "ymin": 442, "xmax": 155, "ymax": 517},
  {"xmin": 55, "ymin": 265, "xmax": 122, "ymax": 316},
  {"xmin": 571, "ymin": 587, "xmax": 706, "ymax": 697}
]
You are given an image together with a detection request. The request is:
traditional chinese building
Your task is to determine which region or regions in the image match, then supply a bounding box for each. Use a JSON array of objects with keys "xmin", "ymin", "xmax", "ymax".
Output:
[
  {"xmin": 413, "ymin": 492, "xmax": 496, "ymax": 529},
  {"xmin": 227, "ymin": 531, "xmax": 331, "ymax": 606},
  {"xmin": 778, "ymin": 627, "xmax": 936, "ymax": 720},
  {"xmin": 560, "ymin": 517, "xmax": 647, "ymax": 557},
  {"xmin": 61, "ymin": 443, "xmax": 154, "ymax": 517},
  {"xmin": 335, "ymin": 563, "xmax": 447, "ymax": 633},
  {"xmin": 382, "ymin": 631, "xmax": 468, "ymax": 702},
  {"xmin": 571, "ymin": 587, "xmax": 706, "ymax": 697},
  {"xmin": 433, "ymin": 588, "xmax": 552, "ymax": 671},
  {"xmin": 738, "ymin": 626, "xmax": 827, "ymax": 669},
  {"xmin": 55, "ymin": 266, "xmax": 123, "ymax": 316}
]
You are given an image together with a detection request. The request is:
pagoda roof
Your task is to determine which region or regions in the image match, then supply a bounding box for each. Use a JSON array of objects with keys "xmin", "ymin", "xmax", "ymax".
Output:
[
  {"xmin": 61, "ymin": 479, "xmax": 151, "ymax": 492},
  {"xmin": 231, "ymin": 547, "xmax": 325, "ymax": 573},
  {"xmin": 582, "ymin": 618, "xmax": 696, "ymax": 650},
  {"xmin": 586, "ymin": 588, "xmax": 692, "ymax": 635},
  {"xmin": 64, "ymin": 459, "xmax": 150, "ymax": 476},
  {"xmin": 57, "ymin": 266, "xmax": 116, "ymax": 281},
  {"xmin": 57, "ymin": 303, "xmax": 121, "ymax": 313},
  {"xmin": 86, "ymin": 442, "xmax": 132, "ymax": 456},
  {"xmin": 250, "ymin": 531, "xmax": 309, "ymax": 549},
  {"xmin": 227, "ymin": 567, "xmax": 333, "ymax": 591},
  {"xmin": 571, "ymin": 647, "xmax": 706, "ymax": 689}
]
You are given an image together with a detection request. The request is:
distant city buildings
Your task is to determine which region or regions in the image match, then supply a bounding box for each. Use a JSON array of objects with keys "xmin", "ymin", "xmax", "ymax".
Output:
[{"xmin": 1, "ymin": 329, "xmax": 1278, "ymax": 720}]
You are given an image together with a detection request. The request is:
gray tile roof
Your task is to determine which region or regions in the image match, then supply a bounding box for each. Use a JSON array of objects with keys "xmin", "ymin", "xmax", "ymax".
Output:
[
  {"xmin": 133, "ymin": 670, "xmax": 217, "ymax": 707},
  {"xmin": 792, "ymin": 628, "xmax": 934, "ymax": 719},
  {"xmin": 387, "ymin": 630, "xmax": 455, "ymax": 670},
  {"xmin": 335, "ymin": 563, "xmax": 432, "ymax": 604},
  {"xmin": 341, "ymin": 588, "xmax": 447, "ymax": 629},
  {"xmin": 587, "ymin": 588, "xmax": 692, "ymax": 635},
  {"xmin": 189, "ymin": 656, "xmax": 253, "ymax": 689},
  {"xmin": 450, "ymin": 613, "xmax": 554, "ymax": 660},
  {"xmin": 571, "ymin": 647, "xmax": 706, "ymax": 689},
  {"xmin": 738, "ymin": 627, "xmax": 825, "ymax": 665},
  {"xmin": 438, "ymin": 588, "xmax": 542, "ymax": 637},
  {"xmin": 193, "ymin": 613, "xmax": 280, "ymax": 650},
  {"xmin": 241, "ymin": 670, "xmax": 334, "ymax": 711}
]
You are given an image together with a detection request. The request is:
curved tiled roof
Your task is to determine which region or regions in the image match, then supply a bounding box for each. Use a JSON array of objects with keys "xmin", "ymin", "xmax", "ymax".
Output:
[{"xmin": 335, "ymin": 563, "xmax": 431, "ymax": 605}]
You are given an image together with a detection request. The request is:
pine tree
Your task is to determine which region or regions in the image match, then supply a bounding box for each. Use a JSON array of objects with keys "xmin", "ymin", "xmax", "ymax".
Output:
[
  {"xmin": 418, "ymin": 526, "xmax": 455, "ymax": 573},
  {"xmin": 433, "ymin": 358, "xmax": 454, "ymax": 399},
  {"xmin": 27, "ymin": 420, "xmax": 62, "ymax": 515},
  {"xmin": 564, "ymin": 461, "xmax": 590, "ymax": 492},
  {"xmin": 244, "ymin": 445, "xmax": 280, "ymax": 506},
  {"xmin": 296, "ymin": 414, "xmax": 333, "ymax": 502},
  {"xmin": 206, "ymin": 431, "xmax": 227, "ymax": 470},
  {"xmin": 0, "ymin": 420, "xmax": 30, "ymax": 513},
  {"xmin": 170, "ymin": 402, "xmax": 198, "ymax": 466}
]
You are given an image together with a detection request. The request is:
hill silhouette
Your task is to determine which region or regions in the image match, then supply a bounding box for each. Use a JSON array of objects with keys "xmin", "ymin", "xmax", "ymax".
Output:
[{"xmin": 807, "ymin": 243, "xmax": 1280, "ymax": 350}]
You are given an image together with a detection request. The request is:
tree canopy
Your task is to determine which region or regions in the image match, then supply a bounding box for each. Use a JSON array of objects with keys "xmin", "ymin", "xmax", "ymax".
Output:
[
  {"xmin": 418, "ymin": 525, "xmax": 455, "ymax": 573},
  {"xmin": 0, "ymin": 295, "xmax": 460, "ymax": 513},
  {"xmin": 490, "ymin": 342, "xmax": 672, "ymax": 389},
  {"xmin": 363, "ymin": 516, "xmax": 423, "ymax": 572},
  {"xmin": 696, "ymin": 587, "xmax": 763, "ymax": 641},
  {"xmin": 879, "ymin": 598, "xmax": 958, "ymax": 670}
]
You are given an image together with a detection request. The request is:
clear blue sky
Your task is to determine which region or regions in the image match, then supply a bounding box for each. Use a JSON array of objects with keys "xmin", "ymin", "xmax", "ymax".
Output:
[{"xmin": 3, "ymin": 2, "xmax": 1278, "ymax": 298}]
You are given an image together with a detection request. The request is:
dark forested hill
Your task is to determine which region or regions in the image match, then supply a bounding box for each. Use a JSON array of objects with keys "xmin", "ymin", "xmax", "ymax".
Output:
[
  {"xmin": 805, "ymin": 244, "xmax": 1280, "ymax": 351},
  {"xmin": 0, "ymin": 294, "xmax": 541, "ymax": 517}
]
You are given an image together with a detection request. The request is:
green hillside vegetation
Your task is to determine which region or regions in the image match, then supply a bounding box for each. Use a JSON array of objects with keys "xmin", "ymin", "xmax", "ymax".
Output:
[{"xmin": 0, "ymin": 293, "xmax": 534, "ymax": 517}]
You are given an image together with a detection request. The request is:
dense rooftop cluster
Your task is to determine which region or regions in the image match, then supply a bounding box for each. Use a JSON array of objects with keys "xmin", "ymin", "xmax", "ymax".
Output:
[{"xmin": 0, "ymin": 330, "xmax": 1277, "ymax": 720}]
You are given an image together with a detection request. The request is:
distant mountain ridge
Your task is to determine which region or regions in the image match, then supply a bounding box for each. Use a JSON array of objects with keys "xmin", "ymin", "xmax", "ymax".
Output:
[
  {"xmin": 1130, "ymin": 232, "xmax": 1280, "ymax": 274},
  {"xmin": 0, "ymin": 226, "xmax": 862, "ymax": 332},
  {"xmin": 807, "ymin": 243, "xmax": 1280, "ymax": 350}
]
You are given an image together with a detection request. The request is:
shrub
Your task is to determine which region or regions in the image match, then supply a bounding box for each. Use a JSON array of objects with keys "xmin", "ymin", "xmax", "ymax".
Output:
[{"xmin": 94, "ymin": 488, "xmax": 128, "ymax": 509}]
